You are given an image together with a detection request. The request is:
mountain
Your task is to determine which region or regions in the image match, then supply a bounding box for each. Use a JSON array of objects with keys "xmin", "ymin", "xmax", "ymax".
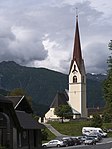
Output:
[
  {"xmin": 86, "ymin": 73, "xmax": 106, "ymax": 108},
  {"xmin": 0, "ymin": 61, "xmax": 106, "ymax": 116}
]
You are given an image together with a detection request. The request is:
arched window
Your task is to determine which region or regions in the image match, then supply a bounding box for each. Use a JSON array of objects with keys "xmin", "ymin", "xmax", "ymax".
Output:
[{"xmin": 73, "ymin": 75, "xmax": 77, "ymax": 83}]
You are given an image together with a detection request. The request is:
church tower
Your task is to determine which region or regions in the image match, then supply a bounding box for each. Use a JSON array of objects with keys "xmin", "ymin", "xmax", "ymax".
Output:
[{"xmin": 69, "ymin": 16, "xmax": 87, "ymax": 118}]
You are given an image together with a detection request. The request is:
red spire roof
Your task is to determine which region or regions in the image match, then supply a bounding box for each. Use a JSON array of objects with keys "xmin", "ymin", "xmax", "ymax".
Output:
[
  {"xmin": 73, "ymin": 15, "xmax": 82, "ymax": 65},
  {"xmin": 69, "ymin": 16, "xmax": 83, "ymax": 74}
]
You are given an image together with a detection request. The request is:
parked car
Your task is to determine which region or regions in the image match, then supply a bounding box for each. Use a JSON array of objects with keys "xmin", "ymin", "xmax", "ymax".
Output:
[
  {"xmin": 42, "ymin": 139, "xmax": 67, "ymax": 148},
  {"xmin": 84, "ymin": 137, "xmax": 96, "ymax": 145},
  {"xmin": 88, "ymin": 133, "xmax": 102, "ymax": 142},
  {"xmin": 62, "ymin": 137, "xmax": 74, "ymax": 146},
  {"xmin": 71, "ymin": 137, "xmax": 82, "ymax": 145},
  {"xmin": 76, "ymin": 136, "xmax": 87, "ymax": 144}
]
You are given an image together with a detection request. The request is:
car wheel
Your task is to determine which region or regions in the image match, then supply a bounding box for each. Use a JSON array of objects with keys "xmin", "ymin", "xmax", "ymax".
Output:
[
  {"xmin": 66, "ymin": 144, "xmax": 68, "ymax": 147},
  {"xmin": 57, "ymin": 144, "xmax": 60, "ymax": 147},
  {"xmin": 43, "ymin": 145, "xmax": 46, "ymax": 148}
]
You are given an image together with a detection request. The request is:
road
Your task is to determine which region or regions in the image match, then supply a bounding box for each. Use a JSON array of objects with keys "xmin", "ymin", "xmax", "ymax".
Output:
[{"xmin": 52, "ymin": 138, "xmax": 112, "ymax": 149}]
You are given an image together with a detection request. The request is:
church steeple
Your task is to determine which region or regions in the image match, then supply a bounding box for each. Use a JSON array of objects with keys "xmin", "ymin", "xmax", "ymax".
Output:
[
  {"xmin": 69, "ymin": 15, "xmax": 87, "ymax": 118},
  {"xmin": 73, "ymin": 15, "xmax": 82, "ymax": 68},
  {"xmin": 69, "ymin": 15, "xmax": 83, "ymax": 74}
]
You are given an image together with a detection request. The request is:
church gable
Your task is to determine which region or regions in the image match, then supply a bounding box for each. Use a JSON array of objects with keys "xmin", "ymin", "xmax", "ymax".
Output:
[
  {"xmin": 50, "ymin": 92, "xmax": 68, "ymax": 108},
  {"xmin": 69, "ymin": 61, "xmax": 81, "ymax": 84}
]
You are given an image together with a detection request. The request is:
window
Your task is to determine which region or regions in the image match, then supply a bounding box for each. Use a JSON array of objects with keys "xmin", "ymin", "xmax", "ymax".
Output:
[{"xmin": 73, "ymin": 76, "xmax": 77, "ymax": 83}]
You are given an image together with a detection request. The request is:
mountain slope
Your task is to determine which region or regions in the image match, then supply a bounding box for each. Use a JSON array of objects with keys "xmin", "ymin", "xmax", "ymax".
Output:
[{"xmin": 0, "ymin": 61, "xmax": 106, "ymax": 116}]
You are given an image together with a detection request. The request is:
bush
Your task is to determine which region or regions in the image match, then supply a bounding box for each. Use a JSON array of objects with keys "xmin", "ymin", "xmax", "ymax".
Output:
[
  {"xmin": 41, "ymin": 129, "xmax": 48, "ymax": 140},
  {"xmin": 103, "ymin": 113, "xmax": 112, "ymax": 123},
  {"xmin": 91, "ymin": 114, "xmax": 103, "ymax": 128}
]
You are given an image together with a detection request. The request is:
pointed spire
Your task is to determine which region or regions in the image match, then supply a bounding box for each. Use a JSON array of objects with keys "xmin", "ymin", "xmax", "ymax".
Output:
[{"xmin": 72, "ymin": 15, "xmax": 82, "ymax": 66}]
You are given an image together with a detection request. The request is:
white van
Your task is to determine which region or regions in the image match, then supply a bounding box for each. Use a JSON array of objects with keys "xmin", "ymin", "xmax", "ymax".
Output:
[{"xmin": 82, "ymin": 127, "xmax": 107, "ymax": 137}]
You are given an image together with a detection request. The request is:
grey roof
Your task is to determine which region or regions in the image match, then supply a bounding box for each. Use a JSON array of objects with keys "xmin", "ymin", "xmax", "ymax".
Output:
[
  {"xmin": 0, "ymin": 94, "xmax": 12, "ymax": 104},
  {"xmin": 50, "ymin": 91, "xmax": 68, "ymax": 108},
  {"xmin": 16, "ymin": 111, "xmax": 45, "ymax": 129},
  {"xmin": 6, "ymin": 96, "xmax": 23, "ymax": 107},
  {"xmin": 6, "ymin": 96, "xmax": 33, "ymax": 113},
  {"xmin": 72, "ymin": 108, "xmax": 81, "ymax": 115}
]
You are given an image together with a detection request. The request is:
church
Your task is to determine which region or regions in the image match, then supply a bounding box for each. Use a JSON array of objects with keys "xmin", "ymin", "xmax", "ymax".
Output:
[{"xmin": 44, "ymin": 16, "xmax": 87, "ymax": 122}]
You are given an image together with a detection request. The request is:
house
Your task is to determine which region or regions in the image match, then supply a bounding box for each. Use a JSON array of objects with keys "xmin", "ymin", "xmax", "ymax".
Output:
[
  {"xmin": 0, "ymin": 94, "xmax": 44, "ymax": 149},
  {"xmin": 7, "ymin": 95, "xmax": 33, "ymax": 113}
]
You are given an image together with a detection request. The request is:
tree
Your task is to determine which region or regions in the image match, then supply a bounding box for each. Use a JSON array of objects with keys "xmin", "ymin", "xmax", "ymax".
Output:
[
  {"xmin": 9, "ymin": 88, "xmax": 32, "ymax": 106},
  {"xmin": 102, "ymin": 112, "xmax": 111, "ymax": 123},
  {"xmin": 9, "ymin": 88, "xmax": 26, "ymax": 96},
  {"xmin": 54, "ymin": 104, "xmax": 73, "ymax": 123},
  {"xmin": 41, "ymin": 129, "xmax": 48, "ymax": 141},
  {"xmin": 103, "ymin": 40, "xmax": 112, "ymax": 119},
  {"xmin": 91, "ymin": 114, "xmax": 102, "ymax": 128}
]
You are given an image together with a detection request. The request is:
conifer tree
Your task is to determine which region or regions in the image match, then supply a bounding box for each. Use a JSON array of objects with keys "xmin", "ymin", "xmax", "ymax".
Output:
[{"xmin": 103, "ymin": 40, "xmax": 112, "ymax": 119}]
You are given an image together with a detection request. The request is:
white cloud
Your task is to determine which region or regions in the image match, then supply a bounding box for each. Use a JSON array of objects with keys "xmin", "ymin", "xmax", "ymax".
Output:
[{"xmin": 0, "ymin": 0, "xmax": 111, "ymax": 74}]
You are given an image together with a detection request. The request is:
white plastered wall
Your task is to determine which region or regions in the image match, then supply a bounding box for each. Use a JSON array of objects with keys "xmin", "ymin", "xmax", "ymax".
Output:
[
  {"xmin": 44, "ymin": 108, "xmax": 60, "ymax": 122},
  {"xmin": 69, "ymin": 61, "xmax": 87, "ymax": 117}
]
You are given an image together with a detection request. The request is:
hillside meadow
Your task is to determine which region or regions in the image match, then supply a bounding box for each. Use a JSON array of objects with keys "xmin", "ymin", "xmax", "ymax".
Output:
[{"xmin": 44, "ymin": 121, "xmax": 112, "ymax": 141}]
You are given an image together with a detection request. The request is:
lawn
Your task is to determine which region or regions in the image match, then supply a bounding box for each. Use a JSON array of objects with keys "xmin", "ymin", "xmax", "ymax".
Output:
[
  {"xmin": 45, "ymin": 120, "xmax": 112, "ymax": 140},
  {"xmin": 48, "ymin": 120, "xmax": 91, "ymax": 136}
]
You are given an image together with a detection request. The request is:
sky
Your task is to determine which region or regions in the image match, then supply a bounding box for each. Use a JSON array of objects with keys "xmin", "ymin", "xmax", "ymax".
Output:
[{"xmin": 0, "ymin": 0, "xmax": 111, "ymax": 74}]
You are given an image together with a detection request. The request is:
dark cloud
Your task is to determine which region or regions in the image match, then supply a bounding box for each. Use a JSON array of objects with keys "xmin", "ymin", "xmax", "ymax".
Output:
[
  {"xmin": 0, "ymin": 0, "xmax": 111, "ymax": 73},
  {"xmin": 84, "ymin": 42, "xmax": 109, "ymax": 73}
]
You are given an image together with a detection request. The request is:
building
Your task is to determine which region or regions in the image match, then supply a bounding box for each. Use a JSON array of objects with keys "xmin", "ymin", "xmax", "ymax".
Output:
[
  {"xmin": 44, "ymin": 91, "xmax": 68, "ymax": 122},
  {"xmin": 69, "ymin": 15, "xmax": 87, "ymax": 118},
  {"xmin": 0, "ymin": 94, "xmax": 44, "ymax": 149},
  {"xmin": 44, "ymin": 15, "xmax": 87, "ymax": 122}
]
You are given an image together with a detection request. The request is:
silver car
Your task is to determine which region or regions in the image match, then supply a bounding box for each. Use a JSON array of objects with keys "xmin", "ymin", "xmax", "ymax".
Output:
[
  {"xmin": 42, "ymin": 139, "xmax": 66, "ymax": 148},
  {"xmin": 84, "ymin": 137, "xmax": 96, "ymax": 145}
]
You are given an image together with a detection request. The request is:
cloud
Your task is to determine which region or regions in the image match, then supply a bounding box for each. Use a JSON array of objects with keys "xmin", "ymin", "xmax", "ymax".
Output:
[
  {"xmin": 0, "ymin": 26, "xmax": 48, "ymax": 64},
  {"xmin": 84, "ymin": 42, "xmax": 109, "ymax": 73},
  {"xmin": 0, "ymin": 0, "xmax": 111, "ymax": 74}
]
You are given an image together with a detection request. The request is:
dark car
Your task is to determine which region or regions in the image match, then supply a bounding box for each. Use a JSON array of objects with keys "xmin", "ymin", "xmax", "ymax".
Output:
[
  {"xmin": 76, "ymin": 136, "xmax": 87, "ymax": 144},
  {"xmin": 62, "ymin": 137, "xmax": 74, "ymax": 146},
  {"xmin": 71, "ymin": 137, "xmax": 82, "ymax": 145}
]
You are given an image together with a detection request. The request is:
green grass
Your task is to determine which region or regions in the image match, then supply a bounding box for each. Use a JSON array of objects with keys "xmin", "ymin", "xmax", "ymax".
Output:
[
  {"xmin": 48, "ymin": 120, "xmax": 91, "ymax": 136},
  {"xmin": 46, "ymin": 128, "xmax": 56, "ymax": 141},
  {"xmin": 103, "ymin": 123, "xmax": 112, "ymax": 137},
  {"xmin": 44, "ymin": 121, "xmax": 112, "ymax": 142},
  {"xmin": 48, "ymin": 121, "xmax": 112, "ymax": 137}
]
